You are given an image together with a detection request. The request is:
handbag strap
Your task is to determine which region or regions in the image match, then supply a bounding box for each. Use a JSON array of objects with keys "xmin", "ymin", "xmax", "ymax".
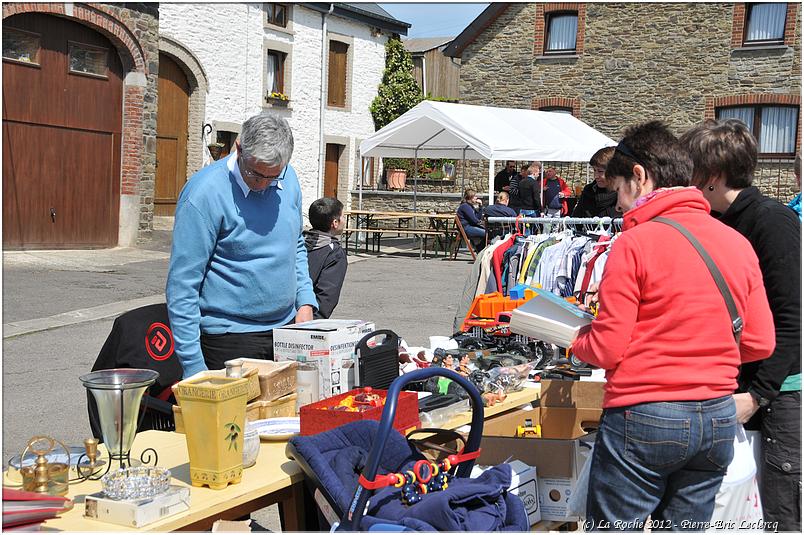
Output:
[{"xmin": 652, "ymin": 217, "xmax": 743, "ymax": 345}]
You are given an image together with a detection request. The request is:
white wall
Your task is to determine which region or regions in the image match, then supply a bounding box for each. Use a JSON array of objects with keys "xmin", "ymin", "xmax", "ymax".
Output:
[{"xmin": 159, "ymin": 3, "xmax": 389, "ymax": 217}]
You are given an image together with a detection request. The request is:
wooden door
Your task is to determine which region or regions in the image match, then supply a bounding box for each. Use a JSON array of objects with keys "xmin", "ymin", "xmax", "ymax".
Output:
[
  {"xmin": 3, "ymin": 13, "xmax": 122, "ymax": 248},
  {"xmin": 324, "ymin": 144, "xmax": 341, "ymax": 199},
  {"xmin": 155, "ymin": 53, "xmax": 190, "ymax": 216}
]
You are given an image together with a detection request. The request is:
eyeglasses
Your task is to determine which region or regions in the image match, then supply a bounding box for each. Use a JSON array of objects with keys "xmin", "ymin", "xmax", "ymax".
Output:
[
  {"xmin": 615, "ymin": 142, "xmax": 650, "ymax": 171},
  {"xmin": 239, "ymin": 154, "xmax": 287, "ymax": 182}
]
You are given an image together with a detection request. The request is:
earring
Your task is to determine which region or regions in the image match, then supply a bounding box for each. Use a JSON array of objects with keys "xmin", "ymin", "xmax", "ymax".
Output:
[{"xmin": 708, "ymin": 185, "xmax": 715, "ymax": 191}]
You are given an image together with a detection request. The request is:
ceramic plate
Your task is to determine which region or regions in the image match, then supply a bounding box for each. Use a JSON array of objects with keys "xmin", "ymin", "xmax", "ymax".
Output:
[{"xmin": 249, "ymin": 417, "xmax": 300, "ymax": 441}]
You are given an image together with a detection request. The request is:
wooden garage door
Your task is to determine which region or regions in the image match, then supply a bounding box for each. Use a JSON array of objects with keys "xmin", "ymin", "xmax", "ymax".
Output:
[
  {"xmin": 155, "ymin": 53, "xmax": 190, "ymax": 216},
  {"xmin": 3, "ymin": 13, "xmax": 122, "ymax": 249}
]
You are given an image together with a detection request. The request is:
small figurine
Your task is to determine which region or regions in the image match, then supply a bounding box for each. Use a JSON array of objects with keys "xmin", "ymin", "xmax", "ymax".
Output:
[{"xmin": 456, "ymin": 354, "xmax": 471, "ymax": 377}]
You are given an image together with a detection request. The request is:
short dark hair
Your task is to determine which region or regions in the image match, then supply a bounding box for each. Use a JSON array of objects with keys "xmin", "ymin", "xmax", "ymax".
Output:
[
  {"xmin": 605, "ymin": 120, "xmax": 693, "ymax": 189},
  {"xmin": 589, "ymin": 146, "xmax": 615, "ymax": 168},
  {"xmin": 679, "ymin": 119, "xmax": 756, "ymax": 189},
  {"xmin": 309, "ymin": 197, "xmax": 343, "ymax": 231},
  {"xmin": 520, "ymin": 164, "xmax": 530, "ymax": 173}
]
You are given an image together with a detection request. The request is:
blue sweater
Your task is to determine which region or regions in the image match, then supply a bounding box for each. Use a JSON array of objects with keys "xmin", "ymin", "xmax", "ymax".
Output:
[{"xmin": 166, "ymin": 157, "xmax": 316, "ymax": 378}]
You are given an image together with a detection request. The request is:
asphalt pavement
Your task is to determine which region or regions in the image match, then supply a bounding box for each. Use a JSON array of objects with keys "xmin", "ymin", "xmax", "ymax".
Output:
[{"xmin": 1, "ymin": 218, "xmax": 474, "ymax": 510}]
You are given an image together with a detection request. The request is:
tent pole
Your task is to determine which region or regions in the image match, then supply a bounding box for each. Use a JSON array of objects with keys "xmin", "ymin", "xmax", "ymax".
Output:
[
  {"xmin": 461, "ymin": 146, "xmax": 467, "ymax": 194},
  {"xmin": 359, "ymin": 155, "xmax": 364, "ymax": 211},
  {"xmin": 540, "ymin": 167, "xmax": 544, "ymax": 215},
  {"xmin": 413, "ymin": 147, "xmax": 418, "ymax": 215},
  {"xmin": 488, "ymin": 159, "xmax": 494, "ymax": 206}
]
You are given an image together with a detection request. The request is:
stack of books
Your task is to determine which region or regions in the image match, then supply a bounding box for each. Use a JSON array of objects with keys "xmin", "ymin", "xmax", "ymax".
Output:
[
  {"xmin": 3, "ymin": 488, "xmax": 73, "ymax": 531},
  {"xmin": 509, "ymin": 288, "xmax": 594, "ymax": 348}
]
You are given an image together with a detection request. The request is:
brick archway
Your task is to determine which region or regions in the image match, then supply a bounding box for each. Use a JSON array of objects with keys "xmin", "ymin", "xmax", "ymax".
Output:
[{"xmin": 3, "ymin": 3, "xmax": 153, "ymax": 245}]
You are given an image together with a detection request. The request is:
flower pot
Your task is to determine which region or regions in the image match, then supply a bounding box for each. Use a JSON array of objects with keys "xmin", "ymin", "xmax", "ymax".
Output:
[
  {"xmin": 388, "ymin": 169, "xmax": 407, "ymax": 190},
  {"xmin": 266, "ymin": 96, "xmax": 289, "ymax": 108},
  {"xmin": 174, "ymin": 375, "xmax": 249, "ymax": 489}
]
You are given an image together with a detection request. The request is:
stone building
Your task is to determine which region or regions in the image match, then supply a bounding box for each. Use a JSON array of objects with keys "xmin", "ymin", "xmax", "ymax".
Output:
[
  {"xmin": 159, "ymin": 3, "xmax": 409, "ymax": 224},
  {"xmin": 445, "ymin": 2, "xmax": 802, "ymax": 201}
]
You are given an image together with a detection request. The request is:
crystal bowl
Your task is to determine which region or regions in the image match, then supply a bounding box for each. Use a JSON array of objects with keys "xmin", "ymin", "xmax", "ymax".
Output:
[{"xmin": 101, "ymin": 466, "xmax": 171, "ymax": 501}]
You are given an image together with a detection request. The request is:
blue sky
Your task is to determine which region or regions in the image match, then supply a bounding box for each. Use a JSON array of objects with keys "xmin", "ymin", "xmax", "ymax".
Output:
[{"xmin": 380, "ymin": 3, "xmax": 489, "ymax": 39}]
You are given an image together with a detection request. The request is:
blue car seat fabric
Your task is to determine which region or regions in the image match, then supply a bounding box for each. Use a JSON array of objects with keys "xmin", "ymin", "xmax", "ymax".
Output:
[
  {"xmin": 288, "ymin": 420, "xmax": 424, "ymax": 514},
  {"xmin": 363, "ymin": 464, "xmax": 529, "ymax": 532},
  {"xmin": 290, "ymin": 420, "xmax": 529, "ymax": 531}
]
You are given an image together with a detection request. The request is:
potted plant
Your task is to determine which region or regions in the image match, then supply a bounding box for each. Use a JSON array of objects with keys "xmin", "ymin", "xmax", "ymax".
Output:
[
  {"xmin": 208, "ymin": 142, "xmax": 225, "ymax": 161},
  {"xmin": 384, "ymin": 158, "xmax": 411, "ymax": 190},
  {"xmin": 266, "ymin": 91, "xmax": 290, "ymax": 107}
]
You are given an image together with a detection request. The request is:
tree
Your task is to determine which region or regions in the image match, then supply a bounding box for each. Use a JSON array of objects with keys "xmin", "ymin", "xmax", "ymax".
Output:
[{"xmin": 370, "ymin": 37, "xmax": 422, "ymax": 131}]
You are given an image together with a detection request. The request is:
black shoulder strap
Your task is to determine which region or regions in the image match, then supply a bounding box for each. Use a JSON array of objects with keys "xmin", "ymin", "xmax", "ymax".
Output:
[{"xmin": 652, "ymin": 217, "xmax": 743, "ymax": 345}]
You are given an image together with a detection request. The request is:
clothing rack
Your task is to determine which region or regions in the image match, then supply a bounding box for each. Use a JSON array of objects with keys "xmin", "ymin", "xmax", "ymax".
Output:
[{"xmin": 486, "ymin": 216, "xmax": 624, "ymax": 226}]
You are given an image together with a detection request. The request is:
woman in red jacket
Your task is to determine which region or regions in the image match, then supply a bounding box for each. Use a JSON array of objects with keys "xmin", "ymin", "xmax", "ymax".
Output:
[{"xmin": 572, "ymin": 121, "xmax": 775, "ymax": 530}]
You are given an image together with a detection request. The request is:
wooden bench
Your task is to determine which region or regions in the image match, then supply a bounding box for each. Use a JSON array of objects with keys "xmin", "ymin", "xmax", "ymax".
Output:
[{"xmin": 342, "ymin": 227, "xmax": 449, "ymax": 258}]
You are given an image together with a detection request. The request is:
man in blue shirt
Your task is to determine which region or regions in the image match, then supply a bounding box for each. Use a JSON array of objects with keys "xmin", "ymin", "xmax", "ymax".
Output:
[{"xmin": 166, "ymin": 113, "xmax": 317, "ymax": 378}]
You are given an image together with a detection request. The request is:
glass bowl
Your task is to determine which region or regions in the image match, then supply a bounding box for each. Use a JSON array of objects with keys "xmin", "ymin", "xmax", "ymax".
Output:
[{"xmin": 101, "ymin": 466, "xmax": 171, "ymax": 500}]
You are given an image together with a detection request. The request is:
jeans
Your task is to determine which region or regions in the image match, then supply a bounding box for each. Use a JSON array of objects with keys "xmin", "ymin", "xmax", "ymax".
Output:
[
  {"xmin": 757, "ymin": 391, "xmax": 801, "ymax": 532},
  {"xmin": 586, "ymin": 396, "xmax": 736, "ymax": 531},
  {"xmin": 518, "ymin": 209, "xmax": 538, "ymax": 235},
  {"xmin": 462, "ymin": 224, "xmax": 486, "ymax": 249}
]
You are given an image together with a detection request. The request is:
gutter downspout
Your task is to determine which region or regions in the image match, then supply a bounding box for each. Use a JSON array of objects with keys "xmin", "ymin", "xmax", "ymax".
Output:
[
  {"xmin": 420, "ymin": 53, "xmax": 427, "ymax": 97},
  {"xmin": 318, "ymin": 3, "xmax": 335, "ymax": 199}
]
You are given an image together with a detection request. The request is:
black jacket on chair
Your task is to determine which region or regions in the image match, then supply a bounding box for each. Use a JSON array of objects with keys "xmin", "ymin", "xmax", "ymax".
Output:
[{"xmin": 87, "ymin": 303, "xmax": 183, "ymax": 440}]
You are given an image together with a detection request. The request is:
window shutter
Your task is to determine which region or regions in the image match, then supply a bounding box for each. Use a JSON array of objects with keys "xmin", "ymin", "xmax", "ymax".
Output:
[{"xmin": 328, "ymin": 41, "xmax": 348, "ymax": 107}]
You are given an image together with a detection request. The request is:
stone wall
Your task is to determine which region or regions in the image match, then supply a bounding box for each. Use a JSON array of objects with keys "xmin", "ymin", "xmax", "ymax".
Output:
[
  {"xmin": 105, "ymin": 3, "xmax": 160, "ymax": 241},
  {"xmin": 459, "ymin": 2, "xmax": 802, "ymax": 202},
  {"xmin": 350, "ymin": 191, "xmax": 463, "ymax": 225}
]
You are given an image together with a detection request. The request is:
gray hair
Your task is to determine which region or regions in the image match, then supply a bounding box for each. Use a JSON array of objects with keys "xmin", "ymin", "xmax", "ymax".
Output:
[{"xmin": 239, "ymin": 112, "xmax": 294, "ymax": 167}]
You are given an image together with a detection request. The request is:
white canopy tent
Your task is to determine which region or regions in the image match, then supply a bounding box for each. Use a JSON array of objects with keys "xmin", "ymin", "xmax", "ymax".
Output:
[{"xmin": 358, "ymin": 100, "xmax": 617, "ymax": 207}]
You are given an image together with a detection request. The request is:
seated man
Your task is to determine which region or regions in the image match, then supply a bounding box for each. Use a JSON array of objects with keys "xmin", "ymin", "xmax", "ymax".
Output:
[
  {"xmin": 483, "ymin": 191, "xmax": 518, "ymax": 240},
  {"xmin": 457, "ymin": 189, "xmax": 486, "ymax": 250}
]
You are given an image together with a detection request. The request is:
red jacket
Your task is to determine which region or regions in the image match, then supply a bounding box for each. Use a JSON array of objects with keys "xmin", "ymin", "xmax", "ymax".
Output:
[
  {"xmin": 572, "ymin": 188, "xmax": 775, "ymax": 408},
  {"xmin": 541, "ymin": 177, "xmax": 572, "ymax": 215}
]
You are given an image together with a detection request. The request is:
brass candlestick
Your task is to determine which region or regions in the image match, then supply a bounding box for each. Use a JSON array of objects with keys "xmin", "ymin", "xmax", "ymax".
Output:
[
  {"xmin": 84, "ymin": 438, "xmax": 99, "ymax": 469},
  {"xmin": 19, "ymin": 436, "xmax": 70, "ymax": 496}
]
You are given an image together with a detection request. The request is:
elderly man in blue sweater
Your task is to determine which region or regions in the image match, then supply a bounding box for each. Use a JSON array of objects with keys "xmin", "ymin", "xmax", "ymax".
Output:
[{"xmin": 166, "ymin": 113, "xmax": 316, "ymax": 378}]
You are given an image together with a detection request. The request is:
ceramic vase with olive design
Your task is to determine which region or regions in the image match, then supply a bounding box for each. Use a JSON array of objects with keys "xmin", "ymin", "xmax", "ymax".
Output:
[{"xmin": 174, "ymin": 375, "xmax": 248, "ymax": 489}]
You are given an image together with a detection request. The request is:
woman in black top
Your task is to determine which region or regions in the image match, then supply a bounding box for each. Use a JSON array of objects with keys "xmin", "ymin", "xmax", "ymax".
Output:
[
  {"xmin": 572, "ymin": 146, "xmax": 619, "ymax": 218},
  {"xmin": 681, "ymin": 119, "xmax": 801, "ymax": 532}
]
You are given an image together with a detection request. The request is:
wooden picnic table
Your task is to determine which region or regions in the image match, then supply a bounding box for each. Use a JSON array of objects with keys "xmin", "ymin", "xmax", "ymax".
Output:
[{"xmin": 342, "ymin": 210, "xmax": 459, "ymax": 259}]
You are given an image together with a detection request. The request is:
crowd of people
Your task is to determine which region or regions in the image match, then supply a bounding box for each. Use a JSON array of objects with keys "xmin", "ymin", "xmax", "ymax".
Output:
[{"xmin": 164, "ymin": 111, "xmax": 800, "ymax": 531}]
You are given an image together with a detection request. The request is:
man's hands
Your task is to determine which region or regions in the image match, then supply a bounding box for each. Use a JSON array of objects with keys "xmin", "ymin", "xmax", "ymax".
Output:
[
  {"xmin": 295, "ymin": 304, "xmax": 314, "ymax": 324},
  {"xmin": 733, "ymin": 392, "xmax": 759, "ymax": 424}
]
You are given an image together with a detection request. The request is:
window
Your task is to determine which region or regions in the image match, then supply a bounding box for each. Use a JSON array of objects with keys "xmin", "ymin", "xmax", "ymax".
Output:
[
  {"xmin": 266, "ymin": 51, "xmax": 285, "ymax": 95},
  {"xmin": 327, "ymin": 40, "xmax": 348, "ymax": 108},
  {"xmin": 717, "ymin": 105, "xmax": 799, "ymax": 156},
  {"xmin": 68, "ymin": 41, "xmax": 107, "ymax": 78},
  {"xmin": 540, "ymin": 106, "xmax": 573, "ymax": 114},
  {"xmin": 216, "ymin": 130, "xmax": 238, "ymax": 159},
  {"xmin": 545, "ymin": 12, "xmax": 578, "ymax": 54},
  {"xmin": 3, "ymin": 28, "xmax": 40, "ymax": 65},
  {"xmin": 744, "ymin": 3, "xmax": 786, "ymax": 45},
  {"xmin": 265, "ymin": 3, "xmax": 288, "ymax": 28}
]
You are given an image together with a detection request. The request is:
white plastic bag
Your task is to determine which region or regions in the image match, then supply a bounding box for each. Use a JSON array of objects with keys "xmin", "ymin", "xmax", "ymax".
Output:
[
  {"xmin": 708, "ymin": 426, "xmax": 763, "ymax": 531},
  {"xmin": 567, "ymin": 442, "xmax": 594, "ymax": 519}
]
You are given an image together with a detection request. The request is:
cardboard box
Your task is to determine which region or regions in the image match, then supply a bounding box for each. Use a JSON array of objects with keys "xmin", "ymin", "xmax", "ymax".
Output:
[
  {"xmin": 538, "ymin": 379, "xmax": 604, "ymax": 439},
  {"xmin": 84, "ymin": 486, "xmax": 190, "ymax": 528},
  {"xmin": 273, "ymin": 320, "xmax": 375, "ymax": 399},
  {"xmin": 480, "ymin": 409, "xmax": 595, "ymax": 522},
  {"xmin": 471, "ymin": 459, "xmax": 541, "ymax": 525}
]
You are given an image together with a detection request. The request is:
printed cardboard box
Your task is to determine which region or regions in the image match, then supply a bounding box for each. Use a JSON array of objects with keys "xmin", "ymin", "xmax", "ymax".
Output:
[
  {"xmin": 471, "ymin": 459, "xmax": 541, "ymax": 525},
  {"xmin": 273, "ymin": 319, "xmax": 375, "ymax": 399}
]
